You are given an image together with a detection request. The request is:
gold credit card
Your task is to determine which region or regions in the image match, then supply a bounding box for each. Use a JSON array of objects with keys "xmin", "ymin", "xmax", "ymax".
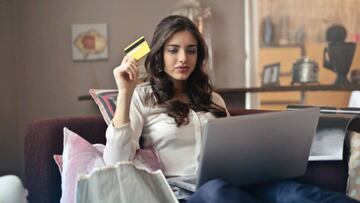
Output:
[{"xmin": 124, "ymin": 36, "xmax": 151, "ymax": 60}]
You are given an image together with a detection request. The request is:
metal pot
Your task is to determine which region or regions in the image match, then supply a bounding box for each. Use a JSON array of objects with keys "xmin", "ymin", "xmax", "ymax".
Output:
[{"xmin": 291, "ymin": 57, "xmax": 319, "ymax": 85}]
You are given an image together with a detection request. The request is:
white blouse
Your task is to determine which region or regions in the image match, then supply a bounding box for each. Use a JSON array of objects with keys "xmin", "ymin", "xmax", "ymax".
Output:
[{"xmin": 103, "ymin": 82, "xmax": 229, "ymax": 177}]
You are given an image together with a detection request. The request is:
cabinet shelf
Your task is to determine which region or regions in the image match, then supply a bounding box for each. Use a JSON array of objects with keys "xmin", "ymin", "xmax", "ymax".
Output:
[
  {"xmin": 217, "ymin": 84, "xmax": 360, "ymax": 109},
  {"xmin": 218, "ymin": 84, "xmax": 360, "ymax": 93}
]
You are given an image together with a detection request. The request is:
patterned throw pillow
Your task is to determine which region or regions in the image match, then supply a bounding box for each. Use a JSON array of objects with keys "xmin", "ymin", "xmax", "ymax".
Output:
[
  {"xmin": 347, "ymin": 131, "xmax": 360, "ymax": 200},
  {"xmin": 89, "ymin": 89, "xmax": 118, "ymax": 125}
]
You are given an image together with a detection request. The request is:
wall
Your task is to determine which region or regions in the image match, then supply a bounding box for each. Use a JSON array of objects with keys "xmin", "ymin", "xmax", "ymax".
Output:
[
  {"xmin": 3, "ymin": 0, "xmax": 246, "ymax": 178},
  {"xmin": 0, "ymin": 0, "xmax": 20, "ymax": 176},
  {"xmin": 208, "ymin": 0, "xmax": 246, "ymax": 88}
]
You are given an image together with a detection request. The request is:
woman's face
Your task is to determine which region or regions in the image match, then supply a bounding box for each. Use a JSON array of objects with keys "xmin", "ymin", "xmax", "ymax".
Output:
[{"xmin": 163, "ymin": 30, "xmax": 198, "ymax": 82}]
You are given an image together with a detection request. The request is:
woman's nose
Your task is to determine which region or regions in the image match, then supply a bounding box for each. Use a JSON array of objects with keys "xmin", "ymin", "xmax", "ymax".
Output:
[{"xmin": 178, "ymin": 50, "xmax": 187, "ymax": 63}]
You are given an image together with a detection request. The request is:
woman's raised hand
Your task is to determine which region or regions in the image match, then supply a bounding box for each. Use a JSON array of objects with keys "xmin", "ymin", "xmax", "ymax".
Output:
[{"xmin": 113, "ymin": 55, "xmax": 139, "ymax": 94}]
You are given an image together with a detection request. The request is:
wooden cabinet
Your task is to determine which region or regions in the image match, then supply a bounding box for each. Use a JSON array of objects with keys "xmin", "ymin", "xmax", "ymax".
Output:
[
  {"xmin": 258, "ymin": 43, "xmax": 360, "ymax": 110},
  {"xmin": 258, "ymin": 46, "xmax": 301, "ymax": 110}
]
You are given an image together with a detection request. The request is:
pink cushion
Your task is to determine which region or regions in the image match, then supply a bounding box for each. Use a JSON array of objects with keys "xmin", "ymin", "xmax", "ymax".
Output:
[
  {"xmin": 53, "ymin": 128, "xmax": 105, "ymax": 203},
  {"xmin": 53, "ymin": 155, "xmax": 63, "ymax": 173}
]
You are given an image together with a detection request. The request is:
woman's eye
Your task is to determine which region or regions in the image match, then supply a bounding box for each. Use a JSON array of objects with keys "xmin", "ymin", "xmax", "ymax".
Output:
[
  {"xmin": 187, "ymin": 48, "xmax": 197, "ymax": 54},
  {"xmin": 167, "ymin": 48, "xmax": 178, "ymax": 53}
]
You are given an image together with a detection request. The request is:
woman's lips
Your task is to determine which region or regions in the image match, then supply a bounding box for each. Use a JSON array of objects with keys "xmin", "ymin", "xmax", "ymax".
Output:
[{"xmin": 175, "ymin": 66, "xmax": 190, "ymax": 73}]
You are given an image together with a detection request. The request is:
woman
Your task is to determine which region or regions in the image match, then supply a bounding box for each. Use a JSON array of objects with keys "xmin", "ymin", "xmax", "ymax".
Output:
[{"xmin": 104, "ymin": 15, "xmax": 358, "ymax": 203}]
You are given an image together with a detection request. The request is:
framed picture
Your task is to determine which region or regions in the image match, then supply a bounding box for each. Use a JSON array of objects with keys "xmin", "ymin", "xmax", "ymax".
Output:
[
  {"xmin": 261, "ymin": 63, "xmax": 280, "ymax": 86},
  {"xmin": 71, "ymin": 24, "xmax": 108, "ymax": 60}
]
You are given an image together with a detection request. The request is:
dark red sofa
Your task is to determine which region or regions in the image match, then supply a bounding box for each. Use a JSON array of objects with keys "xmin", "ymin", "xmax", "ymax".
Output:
[{"xmin": 24, "ymin": 109, "xmax": 349, "ymax": 203}]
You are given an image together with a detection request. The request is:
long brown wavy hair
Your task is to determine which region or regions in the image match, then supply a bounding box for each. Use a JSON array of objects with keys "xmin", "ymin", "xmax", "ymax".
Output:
[{"xmin": 145, "ymin": 15, "xmax": 227, "ymax": 126}]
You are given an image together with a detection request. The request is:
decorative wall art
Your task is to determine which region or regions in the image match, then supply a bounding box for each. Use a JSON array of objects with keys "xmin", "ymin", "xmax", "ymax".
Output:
[{"xmin": 71, "ymin": 24, "xmax": 108, "ymax": 60}]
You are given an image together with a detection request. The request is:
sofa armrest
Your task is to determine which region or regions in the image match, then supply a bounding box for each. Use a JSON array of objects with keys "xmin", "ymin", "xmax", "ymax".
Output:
[
  {"xmin": 298, "ymin": 160, "xmax": 348, "ymax": 193},
  {"xmin": 24, "ymin": 116, "xmax": 107, "ymax": 203}
]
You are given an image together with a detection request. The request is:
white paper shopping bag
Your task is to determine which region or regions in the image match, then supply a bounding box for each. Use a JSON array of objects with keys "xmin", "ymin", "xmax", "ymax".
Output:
[{"xmin": 76, "ymin": 161, "xmax": 178, "ymax": 203}]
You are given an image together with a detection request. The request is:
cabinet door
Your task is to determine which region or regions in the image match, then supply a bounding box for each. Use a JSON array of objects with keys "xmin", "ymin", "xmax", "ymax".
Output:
[
  {"xmin": 257, "ymin": 43, "xmax": 360, "ymax": 110},
  {"xmin": 258, "ymin": 46, "xmax": 302, "ymax": 110}
]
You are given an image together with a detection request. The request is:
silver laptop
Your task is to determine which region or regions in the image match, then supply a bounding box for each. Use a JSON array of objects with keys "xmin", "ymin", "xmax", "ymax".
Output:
[{"xmin": 167, "ymin": 108, "xmax": 320, "ymax": 192}]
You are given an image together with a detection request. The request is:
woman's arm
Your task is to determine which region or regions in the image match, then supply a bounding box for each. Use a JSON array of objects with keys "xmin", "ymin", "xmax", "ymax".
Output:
[
  {"xmin": 112, "ymin": 55, "xmax": 139, "ymax": 127},
  {"xmin": 103, "ymin": 89, "xmax": 144, "ymax": 165},
  {"xmin": 112, "ymin": 91, "xmax": 133, "ymax": 127},
  {"xmin": 103, "ymin": 55, "xmax": 143, "ymax": 165}
]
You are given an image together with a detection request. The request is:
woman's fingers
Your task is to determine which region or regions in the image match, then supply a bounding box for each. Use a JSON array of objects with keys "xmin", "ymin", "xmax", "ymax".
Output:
[
  {"xmin": 114, "ymin": 55, "xmax": 139, "ymax": 82},
  {"xmin": 126, "ymin": 69, "xmax": 133, "ymax": 80},
  {"xmin": 119, "ymin": 62, "xmax": 138, "ymax": 74},
  {"xmin": 127, "ymin": 64, "xmax": 139, "ymax": 81},
  {"xmin": 121, "ymin": 55, "xmax": 128, "ymax": 64},
  {"xmin": 119, "ymin": 62, "xmax": 138, "ymax": 81},
  {"xmin": 126, "ymin": 55, "xmax": 138, "ymax": 66}
]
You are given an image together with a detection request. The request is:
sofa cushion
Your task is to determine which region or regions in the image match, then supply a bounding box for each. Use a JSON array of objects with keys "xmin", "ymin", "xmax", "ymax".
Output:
[
  {"xmin": 54, "ymin": 127, "xmax": 105, "ymax": 203},
  {"xmin": 347, "ymin": 131, "xmax": 360, "ymax": 200},
  {"xmin": 89, "ymin": 89, "xmax": 117, "ymax": 125}
]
